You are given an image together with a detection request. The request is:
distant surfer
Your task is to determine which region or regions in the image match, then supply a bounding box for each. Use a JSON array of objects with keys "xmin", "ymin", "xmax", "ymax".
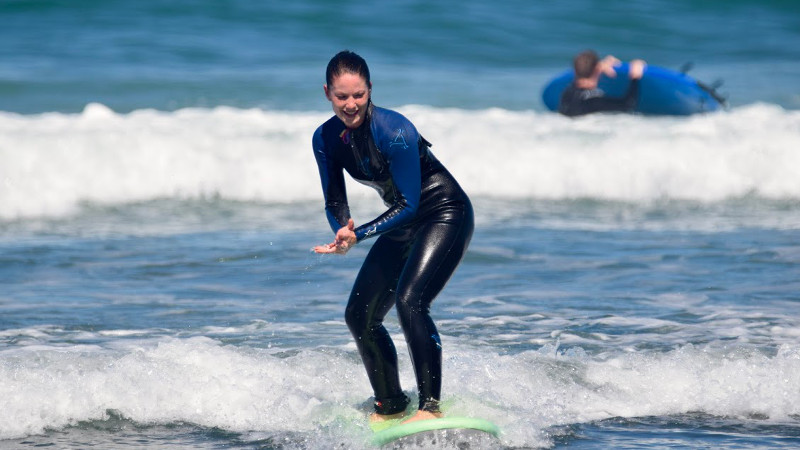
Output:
[
  {"xmin": 558, "ymin": 49, "xmax": 647, "ymax": 117},
  {"xmin": 312, "ymin": 51, "xmax": 474, "ymax": 425}
]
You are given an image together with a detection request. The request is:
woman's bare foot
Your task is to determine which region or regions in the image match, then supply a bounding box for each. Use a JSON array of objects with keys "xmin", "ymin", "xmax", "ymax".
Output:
[
  {"xmin": 369, "ymin": 411, "xmax": 406, "ymax": 423},
  {"xmin": 401, "ymin": 410, "xmax": 443, "ymax": 424}
]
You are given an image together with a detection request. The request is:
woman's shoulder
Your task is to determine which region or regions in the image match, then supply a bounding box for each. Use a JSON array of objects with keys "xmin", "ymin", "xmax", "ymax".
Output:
[
  {"xmin": 371, "ymin": 104, "xmax": 405, "ymax": 120},
  {"xmin": 313, "ymin": 116, "xmax": 346, "ymax": 150},
  {"xmin": 315, "ymin": 115, "xmax": 345, "ymax": 137},
  {"xmin": 369, "ymin": 105, "xmax": 419, "ymax": 153},
  {"xmin": 318, "ymin": 114, "xmax": 345, "ymax": 131},
  {"xmin": 370, "ymin": 105, "xmax": 415, "ymax": 131}
]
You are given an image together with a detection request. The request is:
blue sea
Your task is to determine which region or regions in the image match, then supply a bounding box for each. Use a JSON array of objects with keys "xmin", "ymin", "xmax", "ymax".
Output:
[{"xmin": 2, "ymin": 1, "xmax": 800, "ymax": 448}]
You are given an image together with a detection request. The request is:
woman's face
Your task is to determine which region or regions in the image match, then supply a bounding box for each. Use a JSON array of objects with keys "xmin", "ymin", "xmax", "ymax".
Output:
[{"xmin": 324, "ymin": 72, "xmax": 371, "ymax": 130}]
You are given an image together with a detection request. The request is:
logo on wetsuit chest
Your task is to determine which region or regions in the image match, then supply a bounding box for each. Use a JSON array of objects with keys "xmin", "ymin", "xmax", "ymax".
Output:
[{"xmin": 389, "ymin": 128, "xmax": 408, "ymax": 149}]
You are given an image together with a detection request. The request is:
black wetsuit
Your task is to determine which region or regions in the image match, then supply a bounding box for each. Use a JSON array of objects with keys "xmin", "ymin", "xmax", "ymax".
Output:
[
  {"xmin": 558, "ymin": 79, "xmax": 640, "ymax": 117},
  {"xmin": 312, "ymin": 103, "xmax": 474, "ymax": 415}
]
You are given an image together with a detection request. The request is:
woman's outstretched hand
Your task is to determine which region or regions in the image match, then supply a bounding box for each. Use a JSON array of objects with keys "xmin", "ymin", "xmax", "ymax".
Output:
[{"xmin": 313, "ymin": 219, "xmax": 357, "ymax": 254}]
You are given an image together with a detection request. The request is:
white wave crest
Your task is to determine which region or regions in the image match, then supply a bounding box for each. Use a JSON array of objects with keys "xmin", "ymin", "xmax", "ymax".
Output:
[{"xmin": 2, "ymin": 103, "xmax": 799, "ymax": 219}]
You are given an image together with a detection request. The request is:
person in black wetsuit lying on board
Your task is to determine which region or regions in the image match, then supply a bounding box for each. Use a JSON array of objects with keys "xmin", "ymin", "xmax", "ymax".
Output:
[
  {"xmin": 312, "ymin": 50, "xmax": 474, "ymax": 425},
  {"xmin": 558, "ymin": 49, "xmax": 647, "ymax": 117}
]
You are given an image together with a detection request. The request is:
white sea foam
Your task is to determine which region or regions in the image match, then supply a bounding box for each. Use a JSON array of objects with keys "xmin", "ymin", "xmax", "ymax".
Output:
[
  {"xmin": 1, "ymin": 333, "xmax": 798, "ymax": 447},
  {"xmin": 2, "ymin": 103, "xmax": 799, "ymax": 220}
]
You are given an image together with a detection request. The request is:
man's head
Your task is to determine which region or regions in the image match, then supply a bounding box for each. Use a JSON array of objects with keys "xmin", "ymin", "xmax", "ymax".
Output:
[{"xmin": 573, "ymin": 50, "xmax": 600, "ymax": 79}]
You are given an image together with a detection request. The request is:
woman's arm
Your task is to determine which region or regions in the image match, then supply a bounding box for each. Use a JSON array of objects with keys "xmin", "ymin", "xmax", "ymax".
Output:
[
  {"xmin": 351, "ymin": 108, "xmax": 422, "ymax": 241},
  {"xmin": 312, "ymin": 126, "xmax": 351, "ymax": 234}
]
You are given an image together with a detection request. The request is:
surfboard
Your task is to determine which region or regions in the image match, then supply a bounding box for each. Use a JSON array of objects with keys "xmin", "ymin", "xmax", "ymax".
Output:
[
  {"xmin": 541, "ymin": 62, "xmax": 726, "ymax": 116},
  {"xmin": 370, "ymin": 416, "xmax": 500, "ymax": 446}
]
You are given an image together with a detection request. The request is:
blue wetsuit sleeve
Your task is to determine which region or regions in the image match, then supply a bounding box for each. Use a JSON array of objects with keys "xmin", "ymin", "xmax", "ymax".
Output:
[
  {"xmin": 353, "ymin": 109, "xmax": 421, "ymax": 241},
  {"xmin": 312, "ymin": 126, "xmax": 351, "ymax": 234}
]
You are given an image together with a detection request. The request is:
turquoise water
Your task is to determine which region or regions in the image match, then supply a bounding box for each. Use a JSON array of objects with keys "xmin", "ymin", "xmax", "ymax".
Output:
[
  {"xmin": 2, "ymin": 1, "xmax": 800, "ymax": 449},
  {"xmin": 2, "ymin": 0, "xmax": 799, "ymax": 113}
]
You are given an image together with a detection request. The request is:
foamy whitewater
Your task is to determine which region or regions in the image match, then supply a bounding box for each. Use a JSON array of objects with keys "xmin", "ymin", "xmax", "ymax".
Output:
[
  {"xmin": 3, "ymin": 103, "xmax": 800, "ymax": 220},
  {"xmin": 3, "ymin": 331, "xmax": 799, "ymax": 448}
]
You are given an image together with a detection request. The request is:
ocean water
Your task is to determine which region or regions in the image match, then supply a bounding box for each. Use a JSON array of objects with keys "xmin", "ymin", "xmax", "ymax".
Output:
[{"xmin": 2, "ymin": 1, "xmax": 800, "ymax": 449}]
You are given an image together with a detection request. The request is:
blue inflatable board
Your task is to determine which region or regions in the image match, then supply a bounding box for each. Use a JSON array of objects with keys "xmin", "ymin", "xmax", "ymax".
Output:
[{"xmin": 541, "ymin": 63, "xmax": 724, "ymax": 116}]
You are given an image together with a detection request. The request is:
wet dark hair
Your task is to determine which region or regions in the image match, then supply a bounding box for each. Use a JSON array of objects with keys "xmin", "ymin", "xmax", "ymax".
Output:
[
  {"xmin": 325, "ymin": 50, "xmax": 371, "ymax": 87},
  {"xmin": 573, "ymin": 49, "xmax": 600, "ymax": 79}
]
